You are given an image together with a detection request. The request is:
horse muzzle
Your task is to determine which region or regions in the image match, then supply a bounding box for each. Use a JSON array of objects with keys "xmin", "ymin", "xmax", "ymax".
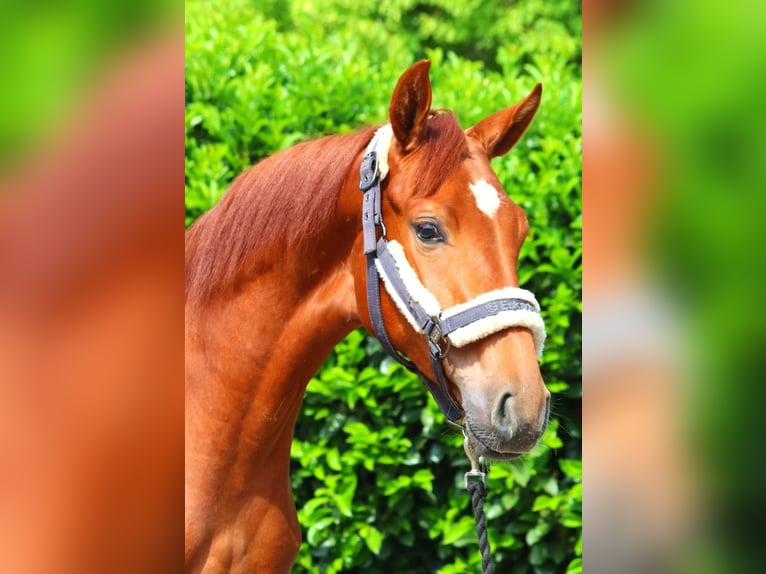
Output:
[{"xmin": 463, "ymin": 386, "xmax": 551, "ymax": 461}]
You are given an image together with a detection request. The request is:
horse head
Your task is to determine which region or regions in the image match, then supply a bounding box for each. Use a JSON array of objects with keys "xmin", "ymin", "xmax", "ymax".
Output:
[{"xmin": 354, "ymin": 61, "xmax": 550, "ymax": 461}]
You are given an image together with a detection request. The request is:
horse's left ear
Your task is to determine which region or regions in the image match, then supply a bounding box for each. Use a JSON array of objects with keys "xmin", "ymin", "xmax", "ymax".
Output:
[
  {"xmin": 467, "ymin": 83, "xmax": 542, "ymax": 158},
  {"xmin": 389, "ymin": 60, "xmax": 433, "ymax": 153}
]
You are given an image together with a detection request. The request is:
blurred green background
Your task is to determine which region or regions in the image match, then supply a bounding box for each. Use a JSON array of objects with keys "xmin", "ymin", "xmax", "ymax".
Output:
[
  {"xmin": 185, "ymin": 0, "xmax": 581, "ymax": 573},
  {"xmin": 588, "ymin": 0, "xmax": 766, "ymax": 572}
]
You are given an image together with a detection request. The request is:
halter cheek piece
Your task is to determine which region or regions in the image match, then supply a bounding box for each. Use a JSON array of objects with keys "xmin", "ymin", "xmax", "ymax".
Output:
[{"xmin": 359, "ymin": 126, "xmax": 546, "ymax": 425}]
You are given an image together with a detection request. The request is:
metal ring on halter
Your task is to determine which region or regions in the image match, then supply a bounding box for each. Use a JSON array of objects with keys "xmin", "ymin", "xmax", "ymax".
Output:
[{"xmin": 434, "ymin": 335, "xmax": 451, "ymax": 359}]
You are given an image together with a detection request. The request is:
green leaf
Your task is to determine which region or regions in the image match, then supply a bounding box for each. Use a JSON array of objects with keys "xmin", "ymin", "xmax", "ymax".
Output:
[
  {"xmin": 360, "ymin": 524, "xmax": 383, "ymax": 555},
  {"xmin": 510, "ymin": 461, "xmax": 532, "ymax": 487},
  {"xmin": 560, "ymin": 512, "xmax": 582, "ymax": 529},
  {"xmin": 532, "ymin": 494, "xmax": 555, "ymax": 512},
  {"xmin": 441, "ymin": 517, "xmax": 477, "ymax": 547},
  {"xmin": 306, "ymin": 516, "xmax": 336, "ymax": 546},
  {"xmin": 334, "ymin": 475, "xmax": 357, "ymax": 518},
  {"xmin": 566, "ymin": 557, "xmax": 582, "ymax": 574},
  {"xmin": 546, "ymin": 381, "xmax": 570, "ymax": 393},
  {"xmin": 412, "ymin": 468, "xmax": 434, "ymax": 491},
  {"xmin": 526, "ymin": 520, "xmax": 552, "ymax": 546},
  {"xmin": 530, "ymin": 542, "xmax": 549, "ymax": 565},
  {"xmin": 559, "ymin": 459, "xmax": 582, "ymax": 480},
  {"xmin": 326, "ymin": 448, "xmax": 342, "ymax": 471}
]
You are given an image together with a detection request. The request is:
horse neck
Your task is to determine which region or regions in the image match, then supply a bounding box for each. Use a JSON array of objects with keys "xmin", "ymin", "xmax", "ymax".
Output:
[{"xmin": 185, "ymin": 167, "xmax": 363, "ymax": 490}]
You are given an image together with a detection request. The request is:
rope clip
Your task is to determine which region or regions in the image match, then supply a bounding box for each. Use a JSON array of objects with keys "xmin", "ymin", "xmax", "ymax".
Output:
[{"xmin": 463, "ymin": 432, "xmax": 486, "ymax": 488}]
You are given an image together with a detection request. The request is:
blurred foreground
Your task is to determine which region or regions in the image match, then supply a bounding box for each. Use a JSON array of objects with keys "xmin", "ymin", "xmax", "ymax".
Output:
[{"xmin": 0, "ymin": 5, "xmax": 183, "ymax": 573}]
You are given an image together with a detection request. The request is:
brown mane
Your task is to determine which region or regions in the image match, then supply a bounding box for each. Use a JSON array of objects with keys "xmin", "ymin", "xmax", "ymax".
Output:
[{"xmin": 185, "ymin": 112, "xmax": 467, "ymax": 305}]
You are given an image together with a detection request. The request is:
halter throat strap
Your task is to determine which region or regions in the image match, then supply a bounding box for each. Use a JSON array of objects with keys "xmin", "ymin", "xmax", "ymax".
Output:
[{"xmin": 358, "ymin": 131, "xmax": 545, "ymax": 425}]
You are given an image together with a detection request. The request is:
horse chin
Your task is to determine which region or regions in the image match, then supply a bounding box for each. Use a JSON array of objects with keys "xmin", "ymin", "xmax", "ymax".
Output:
[{"xmin": 463, "ymin": 425, "xmax": 525, "ymax": 463}]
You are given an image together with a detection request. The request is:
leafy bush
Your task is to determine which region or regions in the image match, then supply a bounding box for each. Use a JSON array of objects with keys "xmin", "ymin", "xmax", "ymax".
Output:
[{"xmin": 186, "ymin": 0, "xmax": 581, "ymax": 572}]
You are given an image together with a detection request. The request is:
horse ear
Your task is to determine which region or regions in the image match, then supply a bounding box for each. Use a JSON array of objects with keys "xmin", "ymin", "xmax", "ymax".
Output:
[
  {"xmin": 467, "ymin": 83, "xmax": 542, "ymax": 158},
  {"xmin": 389, "ymin": 60, "xmax": 432, "ymax": 153}
]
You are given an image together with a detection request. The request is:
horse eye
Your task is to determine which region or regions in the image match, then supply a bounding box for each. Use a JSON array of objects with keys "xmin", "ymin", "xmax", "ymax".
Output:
[{"xmin": 414, "ymin": 221, "xmax": 444, "ymax": 243}]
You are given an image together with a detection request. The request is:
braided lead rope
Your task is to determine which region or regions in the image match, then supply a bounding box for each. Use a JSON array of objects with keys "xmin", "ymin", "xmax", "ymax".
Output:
[
  {"xmin": 464, "ymin": 435, "xmax": 496, "ymax": 574},
  {"xmin": 467, "ymin": 480, "xmax": 495, "ymax": 574}
]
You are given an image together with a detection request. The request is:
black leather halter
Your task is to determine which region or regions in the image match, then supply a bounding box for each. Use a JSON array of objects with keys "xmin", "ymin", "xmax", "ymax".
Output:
[{"xmin": 358, "ymin": 148, "xmax": 541, "ymax": 425}]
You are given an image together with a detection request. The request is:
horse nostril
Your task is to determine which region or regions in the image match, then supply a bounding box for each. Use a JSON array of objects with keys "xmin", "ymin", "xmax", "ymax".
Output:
[{"xmin": 497, "ymin": 392, "xmax": 513, "ymax": 421}]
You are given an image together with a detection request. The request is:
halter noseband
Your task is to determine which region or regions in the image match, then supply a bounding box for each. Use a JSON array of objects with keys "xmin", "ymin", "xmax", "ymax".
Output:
[{"xmin": 359, "ymin": 126, "xmax": 546, "ymax": 425}]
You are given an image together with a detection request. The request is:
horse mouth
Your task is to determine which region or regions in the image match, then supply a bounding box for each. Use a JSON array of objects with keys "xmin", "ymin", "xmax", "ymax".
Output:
[{"xmin": 463, "ymin": 425, "xmax": 524, "ymax": 462}]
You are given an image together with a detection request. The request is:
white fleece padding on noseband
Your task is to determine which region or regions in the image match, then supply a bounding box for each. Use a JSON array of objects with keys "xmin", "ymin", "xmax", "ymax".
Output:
[
  {"xmin": 366, "ymin": 124, "xmax": 393, "ymax": 180},
  {"xmin": 442, "ymin": 288, "xmax": 546, "ymax": 357},
  {"xmin": 375, "ymin": 240, "xmax": 546, "ymax": 357}
]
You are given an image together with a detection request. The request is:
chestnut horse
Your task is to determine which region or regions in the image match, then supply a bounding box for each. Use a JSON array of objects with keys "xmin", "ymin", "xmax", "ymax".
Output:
[{"xmin": 185, "ymin": 61, "xmax": 550, "ymax": 573}]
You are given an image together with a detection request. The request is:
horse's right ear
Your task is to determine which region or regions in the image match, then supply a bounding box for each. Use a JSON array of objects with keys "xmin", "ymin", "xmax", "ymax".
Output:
[{"xmin": 389, "ymin": 60, "xmax": 432, "ymax": 154}]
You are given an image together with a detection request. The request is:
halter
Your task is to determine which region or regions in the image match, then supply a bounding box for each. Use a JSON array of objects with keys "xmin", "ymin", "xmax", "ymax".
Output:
[{"xmin": 359, "ymin": 126, "xmax": 546, "ymax": 426}]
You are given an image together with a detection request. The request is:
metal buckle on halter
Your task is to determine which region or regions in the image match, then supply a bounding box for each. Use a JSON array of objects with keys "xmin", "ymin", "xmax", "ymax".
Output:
[
  {"xmin": 425, "ymin": 318, "xmax": 451, "ymax": 358},
  {"xmin": 359, "ymin": 150, "xmax": 378, "ymax": 191},
  {"xmin": 426, "ymin": 320, "xmax": 443, "ymax": 345}
]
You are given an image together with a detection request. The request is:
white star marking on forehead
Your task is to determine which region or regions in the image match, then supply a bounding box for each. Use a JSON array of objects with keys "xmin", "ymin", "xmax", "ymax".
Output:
[{"xmin": 469, "ymin": 179, "xmax": 501, "ymax": 218}]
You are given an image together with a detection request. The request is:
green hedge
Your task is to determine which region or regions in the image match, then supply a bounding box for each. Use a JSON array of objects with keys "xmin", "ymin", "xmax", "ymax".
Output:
[{"xmin": 186, "ymin": 1, "xmax": 581, "ymax": 572}]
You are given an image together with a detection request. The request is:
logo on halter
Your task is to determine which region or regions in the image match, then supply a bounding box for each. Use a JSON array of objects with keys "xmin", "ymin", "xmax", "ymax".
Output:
[{"xmin": 485, "ymin": 299, "xmax": 528, "ymax": 315}]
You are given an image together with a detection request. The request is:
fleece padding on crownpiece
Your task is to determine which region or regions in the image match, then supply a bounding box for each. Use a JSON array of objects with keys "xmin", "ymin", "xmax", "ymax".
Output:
[{"xmin": 365, "ymin": 124, "xmax": 393, "ymax": 181}]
